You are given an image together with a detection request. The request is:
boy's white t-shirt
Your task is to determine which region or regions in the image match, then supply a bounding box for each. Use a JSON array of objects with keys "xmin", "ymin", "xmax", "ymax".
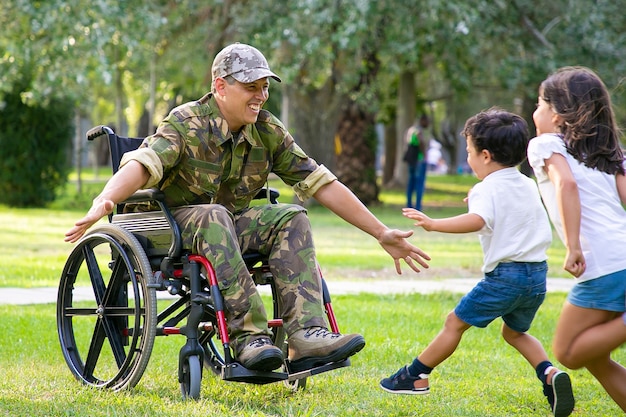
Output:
[
  {"xmin": 527, "ymin": 133, "xmax": 626, "ymax": 282},
  {"xmin": 468, "ymin": 167, "xmax": 552, "ymax": 273}
]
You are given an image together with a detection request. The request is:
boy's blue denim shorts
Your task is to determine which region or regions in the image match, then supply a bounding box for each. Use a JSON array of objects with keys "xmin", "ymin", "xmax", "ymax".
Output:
[
  {"xmin": 455, "ymin": 261, "xmax": 547, "ymax": 333},
  {"xmin": 567, "ymin": 269, "xmax": 626, "ymax": 312}
]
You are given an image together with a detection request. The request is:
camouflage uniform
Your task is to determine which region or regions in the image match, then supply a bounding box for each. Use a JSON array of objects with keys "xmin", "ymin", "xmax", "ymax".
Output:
[{"xmin": 119, "ymin": 93, "xmax": 336, "ymax": 350}]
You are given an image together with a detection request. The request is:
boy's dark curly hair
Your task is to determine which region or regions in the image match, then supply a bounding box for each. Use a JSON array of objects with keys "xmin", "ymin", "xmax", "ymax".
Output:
[{"xmin": 462, "ymin": 107, "xmax": 529, "ymax": 167}]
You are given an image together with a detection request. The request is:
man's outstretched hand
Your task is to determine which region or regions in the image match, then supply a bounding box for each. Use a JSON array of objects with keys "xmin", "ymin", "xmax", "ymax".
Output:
[
  {"xmin": 64, "ymin": 199, "xmax": 115, "ymax": 243},
  {"xmin": 378, "ymin": 228, "xmax": 430, "ymax": 274}
]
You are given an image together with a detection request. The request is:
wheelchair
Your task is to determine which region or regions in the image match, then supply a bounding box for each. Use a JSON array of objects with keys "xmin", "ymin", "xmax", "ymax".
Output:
[{"xmin": 57, "ymin": 126, "xmax": 352, "ymax": 399}]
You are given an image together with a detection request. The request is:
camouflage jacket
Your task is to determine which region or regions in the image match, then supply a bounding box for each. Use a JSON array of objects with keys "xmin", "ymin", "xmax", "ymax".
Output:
[{"xmin": 120, "ymin": 93, "xmax": 328, "ymax": 213}]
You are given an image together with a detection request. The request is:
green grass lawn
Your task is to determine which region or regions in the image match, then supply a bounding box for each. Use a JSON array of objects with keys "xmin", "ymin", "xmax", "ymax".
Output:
[
  {"xmin": 0, "ymin": 293, "xmax": 623, "ymax": 416},
  {"xmin": 1, "ymin": 173, "xmax": 617, "ymax": 416}
]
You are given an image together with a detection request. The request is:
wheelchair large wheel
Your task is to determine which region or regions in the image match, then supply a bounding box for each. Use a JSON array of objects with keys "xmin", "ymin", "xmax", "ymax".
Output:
[{"xmin": 57, "ymin": 223, "xmax": 157, "ymax": 391}]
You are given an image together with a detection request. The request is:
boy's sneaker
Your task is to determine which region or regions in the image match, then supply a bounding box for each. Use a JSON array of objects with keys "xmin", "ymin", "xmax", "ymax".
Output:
[
  {"xmin": 543, "ymin": 367, "xmax": 575, "ymax": 417},
  {"xmin": 380, "ymin": 365, "xmax": 430, "ymax": 395}
]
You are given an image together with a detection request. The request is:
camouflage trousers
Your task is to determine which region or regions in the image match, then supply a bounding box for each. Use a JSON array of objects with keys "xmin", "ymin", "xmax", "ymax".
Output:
[{"xmin": 173, "ymin": 203, "xmax": 328, "ymax": 351}]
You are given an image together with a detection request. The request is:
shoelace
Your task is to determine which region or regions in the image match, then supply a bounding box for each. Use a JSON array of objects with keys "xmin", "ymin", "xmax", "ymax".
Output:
[
  {"xmin": 304, "ymin": 327, "xmax": 339, "ymax": 339},
  {"xmin": 248, "ymin": 338, "xmax": 272, "ymax": 348}
]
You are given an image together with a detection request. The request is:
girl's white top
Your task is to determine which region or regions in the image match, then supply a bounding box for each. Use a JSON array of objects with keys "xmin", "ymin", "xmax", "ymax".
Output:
[{"xmin": 527, "ymin": 133, "xmax": 626, "ymax": 282}]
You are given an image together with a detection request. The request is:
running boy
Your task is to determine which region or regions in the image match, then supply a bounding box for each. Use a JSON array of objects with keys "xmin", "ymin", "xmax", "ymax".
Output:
[{"xmin": 380, "ymin": 108, "xmax": 575, "ymax": 417}]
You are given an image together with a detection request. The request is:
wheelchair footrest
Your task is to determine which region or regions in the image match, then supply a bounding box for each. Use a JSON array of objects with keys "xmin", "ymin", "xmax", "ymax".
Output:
[
  {"xmin": 286, "ymin": 358, "xmax": 351, "ymax": 381},
  {"xmin": 222, "ymin": 363, "xmax": 288, "ymax": 385}
]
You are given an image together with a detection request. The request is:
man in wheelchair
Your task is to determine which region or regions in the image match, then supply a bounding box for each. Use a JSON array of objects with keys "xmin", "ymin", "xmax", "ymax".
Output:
[{"xmin": 65, "ymin": 43, "xmax": 430, "ymax": 374}]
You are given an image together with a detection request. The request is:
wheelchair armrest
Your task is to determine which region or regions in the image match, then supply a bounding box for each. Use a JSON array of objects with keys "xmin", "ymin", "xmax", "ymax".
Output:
[
  {"xmin": 119, "ymin": 188, "xmax": 183, "ymax": 259},
  {"xmin": 254, "ymin": 187, "xmax": 280, "ymax": 204},
  {"xmin": 116, "ymin": 186, "xmax": 277, "ymax": 258},
  {"xmin": 121, "ymin": 188, "xmax": 166, "ymax": 204}
]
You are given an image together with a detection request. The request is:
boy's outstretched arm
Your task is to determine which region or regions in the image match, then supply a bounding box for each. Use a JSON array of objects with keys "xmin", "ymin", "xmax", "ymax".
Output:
[{"xmin": 402, "ymin": 208, "xmax": 484, "ymax": 234}]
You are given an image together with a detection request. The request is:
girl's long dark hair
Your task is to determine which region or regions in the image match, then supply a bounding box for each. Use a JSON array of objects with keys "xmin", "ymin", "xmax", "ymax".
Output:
[{"xmin": 540, "ymin": 66, "xmax": 624, "ymax": 175}]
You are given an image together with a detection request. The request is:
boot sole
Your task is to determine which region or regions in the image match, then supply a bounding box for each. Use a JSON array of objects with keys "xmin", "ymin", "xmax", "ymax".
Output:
[
  {"xmin": 240, "ymin": 350, "xmax": 284, "ymax": 371},
  {"xmin": 288, "ymin": 335, "xmax": 365, "ymax": 373}
]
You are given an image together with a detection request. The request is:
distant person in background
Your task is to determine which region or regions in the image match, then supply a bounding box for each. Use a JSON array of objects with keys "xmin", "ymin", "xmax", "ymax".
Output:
[
  {"xmin": 426, "ymin": 139, "xmax": 448, "ymax": 174},
  {"xmin": 426, "ymin": 139, "xmax": 442, "ymax": 172},
  {"xmin": 403, "ymin": 114, "xmax": 430, "ymax": 210}
]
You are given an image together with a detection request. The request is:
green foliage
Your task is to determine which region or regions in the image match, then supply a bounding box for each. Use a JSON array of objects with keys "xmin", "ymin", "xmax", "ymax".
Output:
[
  {"xmin": 0, "ymin": 1, "xmax": 165, "ymax": 104},
  {"xmin": 0, "ymin": 81, "xmax": 73, "ymax": 207}
]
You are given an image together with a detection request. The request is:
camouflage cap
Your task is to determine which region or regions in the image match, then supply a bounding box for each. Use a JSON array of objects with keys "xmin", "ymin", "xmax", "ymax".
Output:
[{"xmin": 211, "ymin": 43, "xmax": 282, "ymax": 84}]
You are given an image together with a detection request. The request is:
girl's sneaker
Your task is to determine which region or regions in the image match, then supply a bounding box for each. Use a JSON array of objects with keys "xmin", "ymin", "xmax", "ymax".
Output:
[{"xmin": 380, "ymin": 365, "xmax": 430, "ymax": 395}]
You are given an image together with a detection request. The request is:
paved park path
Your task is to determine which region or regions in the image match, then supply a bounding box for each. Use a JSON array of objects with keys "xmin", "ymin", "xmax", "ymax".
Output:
[{"xmin": 0, "ymin": 278, "xmax": 575, "ymax": 305}]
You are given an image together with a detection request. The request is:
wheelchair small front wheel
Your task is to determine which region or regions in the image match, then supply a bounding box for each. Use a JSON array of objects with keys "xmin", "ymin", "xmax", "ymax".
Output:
[{"xmin": 180, "ymin": 355, "xmax": 202, "ymax": 400}]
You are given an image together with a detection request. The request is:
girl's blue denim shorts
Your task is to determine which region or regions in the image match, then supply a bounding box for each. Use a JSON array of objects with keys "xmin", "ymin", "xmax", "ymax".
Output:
[
  {"xmin": 567, "ymin": 269, "xmax": 626, "ymax": 312},
  {"xmin": 455, "ymin": 261, "xmax": 547, "ymax": 333}
]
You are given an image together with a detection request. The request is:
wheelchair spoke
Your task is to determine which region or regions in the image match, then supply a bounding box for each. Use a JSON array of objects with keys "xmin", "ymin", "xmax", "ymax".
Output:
[
  {"xmin": 83, "ymin": 310, "xmax": 133, "ymax": 378},
  {"xmin": 62, "ymin": 307, "xmax": 100, "ymax": 317},
  {"xmin": 83, "ymin": 319, "xmax": 107, "ymax": 380},
  {"xmin": 82, "ymin": 244, "xmax": 107, "ymax": 305},
  {"xmin": 103, "ymin": 306, "xmax": 142, "ymax": 316},
  {"xmin": 102, "ymin": 251, "xmax": 128, "ymax": 305},
  {"xmin": 101, "ymin": 314, "xmax": 129, "ymax": 369}
]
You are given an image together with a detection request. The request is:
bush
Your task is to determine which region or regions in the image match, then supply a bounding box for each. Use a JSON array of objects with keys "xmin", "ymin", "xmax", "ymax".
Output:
[{"xmin": 0, "ymin": 83, "xmax": 74, "ymax": 207}]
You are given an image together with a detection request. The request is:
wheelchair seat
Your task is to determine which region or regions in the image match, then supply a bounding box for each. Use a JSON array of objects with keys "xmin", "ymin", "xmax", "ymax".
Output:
[{"xmin": 57, "ymin": 125, "xmax": 350, "ymax": 399}]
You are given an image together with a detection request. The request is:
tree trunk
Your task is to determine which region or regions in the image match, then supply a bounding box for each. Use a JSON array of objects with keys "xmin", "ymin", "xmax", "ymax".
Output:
[
  {"xmin": 334, "ymin": 101, "xmax": 379, "ymax": 205},
  {"xmin": 284, "ymin": 80, "xmax": 343, "ymax": 171},
  {"xmin": 440, "ymin": 119, "xmax": 461, "ymax": 174},
  {"xmin": 382, "ymin": 122, "xmax": 396, "ymax": 185},
  {"xmin": 440, "ymin": 95, "xmax": 474, "ymax": 175},
  {"xmin": 393, "ymin": 70, "xmax": 416, "ymax": 186}
]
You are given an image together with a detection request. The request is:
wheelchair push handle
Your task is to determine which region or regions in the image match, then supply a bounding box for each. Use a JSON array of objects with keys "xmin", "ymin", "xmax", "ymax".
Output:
[{"xmin": 86, "ymin": 125, "xmax": 115, "ymax": 142}]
